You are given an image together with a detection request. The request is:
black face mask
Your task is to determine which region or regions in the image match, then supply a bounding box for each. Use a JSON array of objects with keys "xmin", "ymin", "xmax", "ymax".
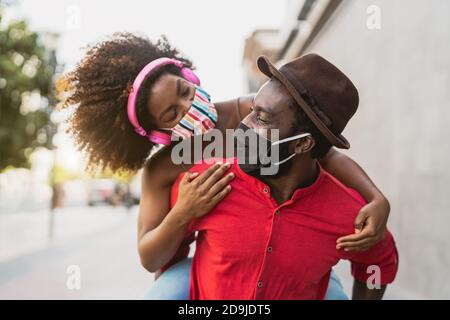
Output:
[{"xmin": 233, "ymin": 122, "xmax": 311, "ymax": 177}]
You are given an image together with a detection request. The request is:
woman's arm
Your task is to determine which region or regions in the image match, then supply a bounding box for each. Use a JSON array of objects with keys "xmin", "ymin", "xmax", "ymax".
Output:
[
  {"xmin": 237, "ymin": 94, "xmax": 256, "ymax": 120},
  {"xmin": 318, "ymin": 148, "xmax": 390, "ymax": 252},
  {"xmin": 138, "ymin": 155, "xmax": 233, "ymax": 272}
]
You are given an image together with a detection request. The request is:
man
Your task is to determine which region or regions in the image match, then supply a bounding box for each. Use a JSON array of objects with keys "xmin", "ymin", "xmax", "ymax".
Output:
[{"xmin": 170, "ymin": 54, "xmax": 398, "ymax": 299}]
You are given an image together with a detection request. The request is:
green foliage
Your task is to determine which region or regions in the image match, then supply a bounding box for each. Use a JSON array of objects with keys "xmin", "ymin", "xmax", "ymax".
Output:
[
  {"xmin": 49, "ymin": 164, "xmax": 83, "ymax": 185},
  {"xmin": 0, "ymin": 3, "xmax": 58, "ymax": 170},
  {"xmin": 96, "ymin": 167, "xmax": 136, "ymax": 184}
]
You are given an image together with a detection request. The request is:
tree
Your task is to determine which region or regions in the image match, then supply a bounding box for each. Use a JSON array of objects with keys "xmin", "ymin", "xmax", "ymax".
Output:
[{"xmin": 0, "ymin": 1, "xmax": 58, "ymax": 170}]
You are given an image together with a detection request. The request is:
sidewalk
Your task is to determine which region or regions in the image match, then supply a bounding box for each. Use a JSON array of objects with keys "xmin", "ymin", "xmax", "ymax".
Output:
[
  {"xmin": 0, "ymin": 206, "xmax": 134, "ymax": 262},
  {"xmin": 0, "ymin": 206, "xmax": 153, "ymax": 299}
]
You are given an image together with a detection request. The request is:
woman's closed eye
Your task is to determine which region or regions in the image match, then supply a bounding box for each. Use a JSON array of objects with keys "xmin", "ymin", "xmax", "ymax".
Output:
[
  {"xmin": 166, "ymin": 106, "xmax": 178, "ymax": 122},
  {"xmin": 181, "ymin": 86, "xmax": 190, "ymax": 98}
]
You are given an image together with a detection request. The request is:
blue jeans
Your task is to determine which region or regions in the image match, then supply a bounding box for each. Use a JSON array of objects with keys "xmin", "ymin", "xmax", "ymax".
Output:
[{"xmin": 144, "ymin": 258, "xmax": 348, "ymax": 300}]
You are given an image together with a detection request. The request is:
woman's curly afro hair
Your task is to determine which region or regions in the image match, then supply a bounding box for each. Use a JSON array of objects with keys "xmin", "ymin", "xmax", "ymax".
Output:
[{"xmin": 58, "ymin": 32, "xmax": 194, "ymax": 173}]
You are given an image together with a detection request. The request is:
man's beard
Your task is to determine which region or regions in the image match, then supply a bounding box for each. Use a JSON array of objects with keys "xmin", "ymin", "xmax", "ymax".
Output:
[
  {"xmin": 234, "ymin": 122, "xmax": 299, "ymax": 179},
  {"xmin": 244, "ymin": 143, "xmax": 295, "ymax": 179}
]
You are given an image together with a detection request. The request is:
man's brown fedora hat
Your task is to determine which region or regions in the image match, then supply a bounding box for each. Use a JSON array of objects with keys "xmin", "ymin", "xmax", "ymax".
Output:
[{"xmin": 257, "ymin": 54, "xmax": 359, "ymax": 149}]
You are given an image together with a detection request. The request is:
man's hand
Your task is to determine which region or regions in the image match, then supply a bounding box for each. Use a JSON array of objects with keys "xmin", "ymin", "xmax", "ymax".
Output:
[{"xmin": 336, "ymin": 197, "xmax": 390, "ymax": 252}]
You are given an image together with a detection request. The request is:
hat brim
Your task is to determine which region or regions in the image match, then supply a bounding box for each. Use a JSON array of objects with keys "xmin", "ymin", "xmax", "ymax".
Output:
[{"xmin": 256, "ymin": 55, "xmax": 350, "ymax": 149}]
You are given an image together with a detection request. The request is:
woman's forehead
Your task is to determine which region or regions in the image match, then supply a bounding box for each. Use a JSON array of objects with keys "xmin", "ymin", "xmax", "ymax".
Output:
[
  {"xmin": 147, "ymin": 74, "xmax": 180, "ymax": 113},
  {"xmin": 149, "ymin": 74, "xmax": 178, "ymax": 101}
]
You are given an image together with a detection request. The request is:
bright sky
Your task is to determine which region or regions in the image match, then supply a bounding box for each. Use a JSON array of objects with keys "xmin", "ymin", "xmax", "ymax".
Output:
[{"xmin": 8, "ymin": 0, "xmax": 288, "ymax": 173}]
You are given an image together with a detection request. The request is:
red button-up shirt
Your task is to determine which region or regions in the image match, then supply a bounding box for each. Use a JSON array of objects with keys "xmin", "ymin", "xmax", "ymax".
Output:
[{"xmin": 170, "ymin": 158, "xmax": 398, "ymax": 300}]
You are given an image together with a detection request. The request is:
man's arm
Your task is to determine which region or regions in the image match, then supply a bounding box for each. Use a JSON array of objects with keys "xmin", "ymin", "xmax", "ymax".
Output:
[
  {"xmin": 352, "ymin": 279, "xmax": 386, "ymax": 300},
  {"xmin": 342, "ymin": 230, "xmax": 398, "ymax": 300}
]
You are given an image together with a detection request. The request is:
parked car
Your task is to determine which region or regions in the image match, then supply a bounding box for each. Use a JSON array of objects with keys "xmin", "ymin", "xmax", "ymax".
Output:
[{"xmin": 87, "ymin": 179, "xmax": 116, "ymax": 206}]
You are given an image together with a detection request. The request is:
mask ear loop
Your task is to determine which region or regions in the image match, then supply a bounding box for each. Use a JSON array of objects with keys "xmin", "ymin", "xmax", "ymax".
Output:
[
  {"xmin": 273, "ymin": 153, "xmax": 297, "ymax": 166},
  {"xmin": 271, "ymin": 132, "xmax": 311, "ymax": 146},
  {"xmin": 271, "ymin": 132, "xmax": 311, "ymax": 166}
]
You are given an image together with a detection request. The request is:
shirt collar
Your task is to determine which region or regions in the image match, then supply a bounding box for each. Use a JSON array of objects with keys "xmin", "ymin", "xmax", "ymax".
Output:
[
  {"xmin": 230, "ymin": 157, "xmax": 325, "ymax": 202},
  {"xmin": 290, "ymin": 162, "xmax": 325, "ymax": 201}
]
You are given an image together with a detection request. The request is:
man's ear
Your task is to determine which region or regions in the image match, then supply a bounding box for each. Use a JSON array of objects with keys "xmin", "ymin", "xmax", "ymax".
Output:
[{"xmin": 294, "ymin": 135, "xmax": 315, "ymax": 155}]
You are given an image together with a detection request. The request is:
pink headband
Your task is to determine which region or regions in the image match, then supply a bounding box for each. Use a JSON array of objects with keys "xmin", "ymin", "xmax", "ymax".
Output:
[{"xmin": 126, "ymin": 57, "xmax": 200, "ymax": 146}]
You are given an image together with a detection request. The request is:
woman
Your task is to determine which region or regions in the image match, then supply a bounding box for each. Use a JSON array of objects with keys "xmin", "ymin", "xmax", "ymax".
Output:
[{"xmin": 59, "ymin": 33, "xmax": 390, "ymax": 299}]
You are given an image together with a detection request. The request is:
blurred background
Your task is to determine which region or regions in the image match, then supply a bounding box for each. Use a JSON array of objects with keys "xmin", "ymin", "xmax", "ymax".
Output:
[{"xmin": 0, "ymin": 0, "xmax": 449, "ymax": 299}]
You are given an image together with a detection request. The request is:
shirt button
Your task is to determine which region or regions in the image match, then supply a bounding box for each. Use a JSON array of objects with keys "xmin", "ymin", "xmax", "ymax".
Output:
[
  {"xmin": 275, "ymin": 210, "xmax": 280, "ymax": 215},
  {"xmin": 257, "ymin": 281, "xmax": 263, "ymax": 288},
  {"xmin": 263, "ymin": 187, "xmax": 269, "ymax": 193},
  {"xmin": 267, "ymin": 246, "xmax": 272, "ymax": 252}
]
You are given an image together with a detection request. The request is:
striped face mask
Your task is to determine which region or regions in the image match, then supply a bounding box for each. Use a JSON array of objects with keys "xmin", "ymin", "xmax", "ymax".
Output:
[{"xmin": 170, "ymin": 85, "xmax": 218, "ymax": 139}]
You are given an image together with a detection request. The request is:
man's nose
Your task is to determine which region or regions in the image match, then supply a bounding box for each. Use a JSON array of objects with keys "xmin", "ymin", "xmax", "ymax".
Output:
[{"xmin": 243, "ymin": 119, "xmax": 262, "ymax": 134}]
